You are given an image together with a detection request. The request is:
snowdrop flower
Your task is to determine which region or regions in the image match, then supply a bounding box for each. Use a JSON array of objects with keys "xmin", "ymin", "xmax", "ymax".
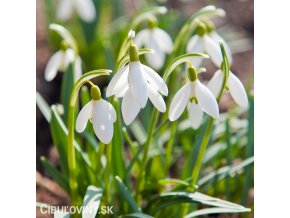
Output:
[
  {"xmin": 56, "ymin": 0, "xmax": 96, "ymax": 22},
  {"xmin": 44, "ymin": 43, "xmax": 75, "ymax": 81},
  {"xmin": 207, "ymin": 69, "xmax": 248, "ymax": 107},
  {"xmin": 186, "ymin": 21, "xmax": 232, "ymax": 68},
  {"xmin": 169, "ymin": 65, "xmax": 219, "ymax": 129},
  {"xmin": 106, "ymin": 44, "xmax": 168, "ymax": 125},
  {"xmin": 134, "ymin": 20, "xmax": 173, "ymax": 70},
  {"xmin": 76, "ymin": 85, "xmax": 116, "ymax": 144}
]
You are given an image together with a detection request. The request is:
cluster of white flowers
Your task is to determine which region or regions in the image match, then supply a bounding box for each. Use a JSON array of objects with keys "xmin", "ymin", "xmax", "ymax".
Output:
[
  {"xmin": 45, "ymin": 8, "xmax": 248, "ymax": 144},
  {"xmin": 56, "ymin": 0, "xmax": 96, "ymax": 22}
]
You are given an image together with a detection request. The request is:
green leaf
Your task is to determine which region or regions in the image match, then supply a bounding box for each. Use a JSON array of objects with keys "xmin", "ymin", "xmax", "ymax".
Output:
[
  {"xmin": 116, "ymin": 48, "xmax": 153, "ymax": 72},
  {"xmin": 158, "ymin": 179, "xmax": 189, "ymax": 187},
  {"xmin": 163, "ymin": 53, "xmax": 209, "ymax": 81},
  {"xmin": 40, "ymin": 156, "xmax": 69, "ymax": 193},
  {"xmin": 111, "ymin": 99, "xmax": 125, "ymax": 179},
  {"xmin": 198, "ymin": 156, "xmax": 254, "ymax": 187},
  {"xmin": 241, "ymin": 95, "xmax": 254, "ymax": 205},
  {"xmin": 61, "ymin": 64, "xmax": 75, "ymax": 125},
  {"xmin": 115, "ymin": 176, "xmax": 140, "ymax": 213},
  {"xmin": 119, "ymin": 213, "xmax": 154, "ymax": 218},
  {"xmin": 185, "ymin": 207, "xmax": 251, "ymax": 218},
  {"xmin": 50, "ymin": 106, "xmax": 92, "ymax": 175},
  {"xmin": 147, "ymin": 192, "xmax": 249, "ymax": 215},
  {"xmin": 36, "ymin": 92, "xmax": 51, "ymax": 122},
  {"xmin": 82, "ymin": 186, "xmax": 103, "ymax": 218}
]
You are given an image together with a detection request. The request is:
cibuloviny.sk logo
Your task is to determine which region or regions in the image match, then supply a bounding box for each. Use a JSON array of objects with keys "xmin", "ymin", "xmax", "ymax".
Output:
[{"xmin": 39, "ymin": 204, "xmax": 114, "ymax": 217}]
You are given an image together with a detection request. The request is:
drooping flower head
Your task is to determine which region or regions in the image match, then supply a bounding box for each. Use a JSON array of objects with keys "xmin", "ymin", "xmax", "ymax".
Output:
[
  {"xmin": 169, "ymin": 64, "xmax": 219, "ymax": 129},
  {"xmin": 45, "ymin": 24, "xmax": 82, "ymax": 82},
  {"xmin": 134, "ymin": 19, "xmax": 173, "ymax": 70},
  {"xmin": 106, "ymin": 43, "xmax": 168, "ymax": 125},
  {"xmin": 207, "ymin": 69, "xmax": 248, "ymax": 108},
  {"xmin": 186, "ymin": 19, "xmax": 232, "ymax": 68},
  {"xmin": 76, "ymin": 85, "xmax": 116, "ymax": 144},
  {"xmin": 56, "ymin": 0, "xmax": 96, "ymax": 22}
]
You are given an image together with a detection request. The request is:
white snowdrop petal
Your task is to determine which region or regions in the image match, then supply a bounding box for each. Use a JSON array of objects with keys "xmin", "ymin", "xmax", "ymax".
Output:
[
  {"xmin": 76, "ymin": 101, "xmax": 92, "ymax": 133},
  {"xmin": 62, "ymin": 48, "xmax": 75, "ymax": 71},
  {"xmin": 195, "ymin": 81, "xmax": 219, "ymax": 119},
  {"xmin": 44, "ymin": 51, "xmax": 63, "ymax": 81},
  {"xmin": 187, "ymin": 101, "xmax": 204, "ymax": 129},
  {"xmin": 210, "ymin": 31, "xmax": 233, "ymax": 65},
  {"xmin": 56, "ymin": 0, "xmax": 73, "ymax": 21},
  {"xmin": 134, "ymin": 29, "xmax": 150, "ymax": 48},
  {"xmin": 75, "ymin": 0, "xmax": 96, "ymax": 22},
  {"xmin": 153, "ymin": 28, "xmax": 173, "ymax": 53},
  {"xmin": 92, "ymin": 101, "xmax": 114, "ymax": 144},
  {"xmin": 204, "ymin": 35, "xmax": 223, "ymax": 67},
  {"xmin": 186, "ymin": 35, "xmax": 205, "ymax": 67},
  {"xmin": 227, "ymin": 72, "xmax": 248, "ymax": 107},
  {"xmin": 128, "ymin": 62, "xmax": 148, "ymax": 108},
  {"xmin": 147, "ymin": 83, "xmax": 166, "ymax": 113},
  {"xmin": 186, "ymin": 35, "xmax": 204, "ymax": 53},
  {"xmin": 141, "ymin": 64, "xmax": 168, "ymax": 96},
  {"xmin": 101, "ymin": 99, "xmax": 117, "ymax": 122},
  {"xmin": 146, "ymin": 32, "xmax": 165, "ymax": 70},
  {"xmin": 74, "ymin": 56, "xmax": 82, "ymax": 81},
  {"xmin": 106, "ymin": 65, "xmax": 129, "ymax": 97},
  {"xmin": 121, "ymin": 90, "xmax": 141, "ymax": 125},
  {"xmin": 207, "ymin": 70, "xmax": 224, "ymax": 97},
  {"xmin": 169, "ymin": 82, "xmax": 191, "ymax": 121},
  {"xmin": 115, "ymin": 85, "xmax": 128, "ymax": 98}
]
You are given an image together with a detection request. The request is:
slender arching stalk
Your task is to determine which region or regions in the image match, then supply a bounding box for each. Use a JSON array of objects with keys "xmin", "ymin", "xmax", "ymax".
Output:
[
  {"xmin": 67, "ymin": 70, "xmax": 111, "ymax": 208},
  {"xmin": 191, "ymin": 43, "xmax": 230, "ymax": 186},
  {"xmin": 181, "ymin": 43, "xmax": 230, "ymax": 217}
]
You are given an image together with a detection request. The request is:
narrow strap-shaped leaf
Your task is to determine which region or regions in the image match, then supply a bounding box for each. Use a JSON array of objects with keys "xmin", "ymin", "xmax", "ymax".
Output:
[
  {"xmin": 115, "ymin": 176, "xmax": 141, "ymax": 213},
  {"xmin": 185, "ymin": 207, "xmax": 251, "ymax": 218},
  {"xmin": 119, "ymin": 213, "xmax": 154, "ymax": 218},
  {"xmin": 82, "ymin": 186, "xmax": 103, "ymax": 218},
  {"xmin": 111, "ymin": 98, "xmax": 125, "ymax": 179},
  {"xmin": 61, "ymin": 64, "xmax": 75, "ymax": 125},
  {"xmin": 198, "ymin": 156, "xmax": 254, "ymax": 186},
  {"xmin": 36, "ymin": 92, "xmax": 51, "ymax": 122}
]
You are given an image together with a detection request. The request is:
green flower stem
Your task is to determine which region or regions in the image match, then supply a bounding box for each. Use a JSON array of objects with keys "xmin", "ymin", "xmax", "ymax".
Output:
[
  {"xmin": 136, "ymin": 108, "xmax": 159, "ymax": 203},
  {"xmin": 105, "ymin": 142, "xmax": 112, "ymax": 204},
  {"xmin": 190, "ymin": 118, "xmax": 214, "ymax": 186},
  {"xmin": 67, "ymin": 70, "xmax": 111, "ymax": 209},
  {"xmin": 67, "ymin": 105, "xmax": 79, "ymax": 207},
  {"xmin": 182, "ymin": 43, "xmax": 230, "ymax": 217}
]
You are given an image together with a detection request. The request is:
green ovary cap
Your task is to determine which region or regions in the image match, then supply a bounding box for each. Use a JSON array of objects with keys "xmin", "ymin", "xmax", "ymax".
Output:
[
  {"xmin": 60, "ymin": 41, "xmax": 69, "ymax": 51},
  {"xmin": 196, "ymin": 22, "xmax": 207, "ymax": 36},
  {"xmin": 148, "ymin": 18, "xmax": 157, "ymax": 29},
  {"xmin": 90, "ymin": 85, "xmax": 101, "ymax": 100},
  {"xmin": 187, "ymin": 66, "xmax": 197, "ymax": 82},
  {"xmin": 129, "ymin": 44, "xmax": 139, "ymax": 62}
]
